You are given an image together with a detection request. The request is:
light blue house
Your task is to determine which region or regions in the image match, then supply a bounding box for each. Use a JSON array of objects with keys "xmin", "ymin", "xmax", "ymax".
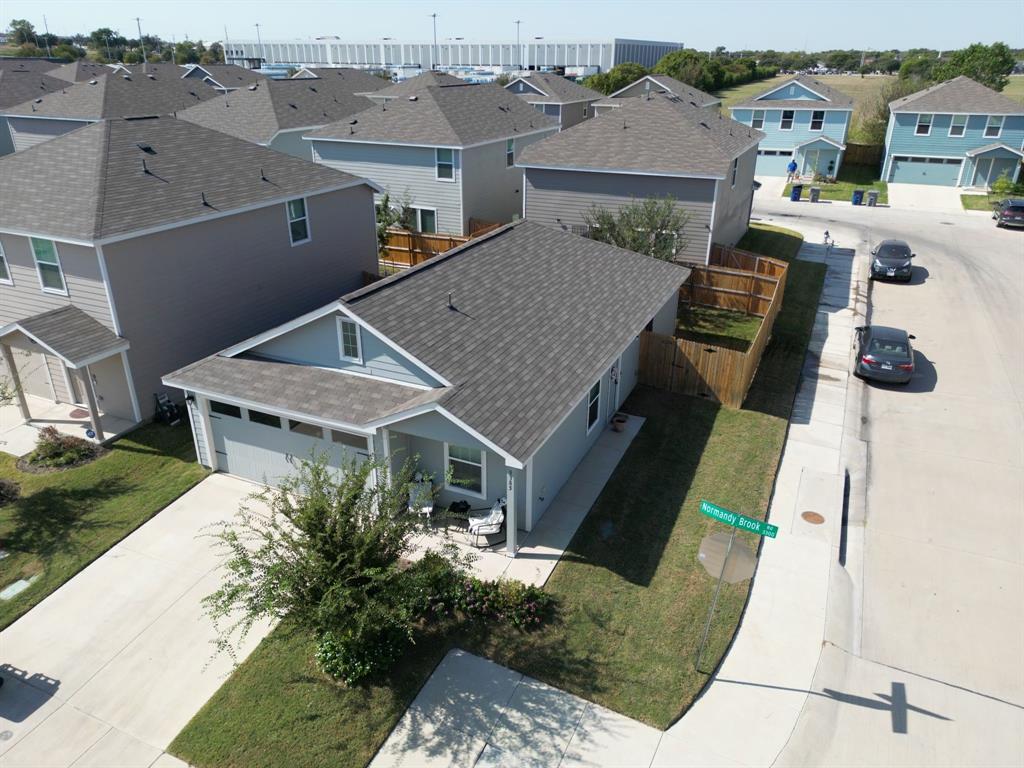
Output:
[
  {"xmin": 730, "ymin": 75, "xmax": 853, "ymax": 178},
  {"xmin": 881, "ymin": 76, "xmax": 1024, "ymax": 187},
  {"xmin": 163, "ymin": 221, "xmax": 689, "ymax": 556}
]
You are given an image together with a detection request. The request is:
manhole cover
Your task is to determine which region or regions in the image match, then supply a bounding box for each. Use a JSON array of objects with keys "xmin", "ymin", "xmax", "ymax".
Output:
[{"xmin": 801, "ymin": 511, "xmax": 826, "ymax": 525}]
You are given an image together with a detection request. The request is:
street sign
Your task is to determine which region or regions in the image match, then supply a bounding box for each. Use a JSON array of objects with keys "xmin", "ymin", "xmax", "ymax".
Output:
[
  {"xmin": 698, "ymin": 532, "xmax": 756, "ymax": 583},
  {"xmin": 699, "ymin": 500, "xmax": 778, "ymax": 539}
]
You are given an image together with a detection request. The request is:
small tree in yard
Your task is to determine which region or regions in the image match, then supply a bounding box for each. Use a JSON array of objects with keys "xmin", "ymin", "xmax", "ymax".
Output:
[
  {"xmin": 583, "ymin": 196, "xmax": 689, "ymax": 261},
  {"xmin": 990, "ymin": 170, "xmax": 1015, "ymax": 198},
  {"xmin": 375, "ymin": 192, "xmax": 414, "ymax": 252}
]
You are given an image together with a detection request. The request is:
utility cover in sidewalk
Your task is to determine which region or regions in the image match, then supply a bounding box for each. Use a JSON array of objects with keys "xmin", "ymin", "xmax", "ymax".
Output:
[{"xmin": 698, "ymin": 532, "xmax": 756, "ymax": 583}]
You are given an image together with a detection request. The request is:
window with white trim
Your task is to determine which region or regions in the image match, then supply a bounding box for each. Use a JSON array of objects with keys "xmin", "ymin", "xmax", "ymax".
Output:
[
  {"xmin": 915, "ymin": 113, "xmax": 932, "ymax": 136},
  {"xmin": 780, "ymin": 110, "xmax": 794, "ymax": 130},
  {"xmin": 436, "ymin": 147, "xmax": 454, "ymax": 180},
  {"xmin": 730, "ymin": 157, "xmax": 739, "ymax": 187},
  {"xmin": 506, "ymin": 138, "xmax": 515, "ymax": 167},
  {"xmin": 337, "ymin": 317, "xmax": 362, "ymax": 362},
  {"xmin": 586, "ymin": 379, "xmax": 601, "ymax": 433},
  {"xmin": 30, "ymin": 237, "xmax": 66, "ymax": 294},
  {"xmin": 0, "ymin": 242, "xmax": 11, "ymax": 285},
  {"xmin": 286, "ymin": 198, "xmax": 310, "ymax": 245},
  {"xmin": 410, "ymin": 207, "xmax": 437, "ymax": 234},
  {"xmin": 445, "ymin": 442, "xmax": 485, "ymax": 498},
  {"xmin": 984, "ymin": 115, "xmax": 1004, "ymax": 138},
  {"xmin": 810, "ymin": 110, "xmax": 825, "ymax": 131},
  {"xmin": 751, "ymin": 109, "xmax": 764, "ymax": 130},
  {"xmin": 948, "ymin": 114, "xmax": 967, "ymax": 137}
]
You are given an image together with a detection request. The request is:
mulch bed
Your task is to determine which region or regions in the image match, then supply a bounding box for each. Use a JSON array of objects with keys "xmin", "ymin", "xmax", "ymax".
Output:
[{"xmin": 15, "ymin": 446, "xmax": 109, "ymax": 475}]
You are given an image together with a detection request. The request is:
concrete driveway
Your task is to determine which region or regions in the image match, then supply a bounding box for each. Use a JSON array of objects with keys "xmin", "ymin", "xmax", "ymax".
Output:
[
  {"xmin": 886, "ymin": 183, "xmax": 966, "ymax": 213},
  {"xmin": 0, "ymin": 474, "xmax": 273, "ymax": 767}
]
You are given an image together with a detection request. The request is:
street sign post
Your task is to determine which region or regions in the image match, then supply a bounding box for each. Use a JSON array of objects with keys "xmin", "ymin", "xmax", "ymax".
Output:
[{"xmin": 695, "ymin": 500, "xmax": 778, "ymax": 673}]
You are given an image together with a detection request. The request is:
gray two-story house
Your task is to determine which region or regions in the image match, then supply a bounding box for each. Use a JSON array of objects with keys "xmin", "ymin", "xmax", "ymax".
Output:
[
  {"xmin": 0, "ymin": 116, "xmax": 378, "ymax": 444},
  {"xmin": 504, "ymin": 72, "xmax": 603, "ymax": 130},
  {"xmin": 518, "ymin": 93, "xmax": 763, "ymax": 265},
  {"xmin": 163, "ymin": 220, "xmax": 688, "ymax": 555},
  {"xmin": 0, "ymin": 63, "xmax": 68, "ymax": 156},
  {"xmin": 307, "ymin": 82, "xmax": 558, "ymax": 236}
]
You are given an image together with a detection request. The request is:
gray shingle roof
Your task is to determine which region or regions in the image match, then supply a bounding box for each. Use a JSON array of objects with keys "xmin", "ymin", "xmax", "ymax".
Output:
[
  {"xmin": 0, "ymin": 116, "xmax": 369, "ymax": 242},
  {"xmin": 2, "ymin": 70, "xmax": 219, "ymax": 119},
  {"xmin": 889, "ymin": 75, "xmax": 1024, "ymax": 115},
  {"xmin": 371, "ymin": 71, "xmax": 464, "ymax": 98},
  {"xmin": 518, "ymin": 92, "xmax": 762, "ymax": 178},
  {"xmin": 343, "ymin": 220, "xmax": 689, "ymax": 462},
  {"xmin": 293, "ymin": 67, "xmax": 391, "ymax": 93},
  {"xmin": 0, "ymin": 59, "xmax": 62, "ymax": 75},
  {"xmin": 308, "ymin": 82, "xmax": 558, "ymax": 147},
  {"xmin": 3, "ymin": 306, "xmax": 127, "ymax": 367},
  {"xmin": 731, "ymin": 74, "xmax": 854, "ymax": 110},
  {"xmin": 505, "ymin": 73, "xmax": 603, "ymax": 104},
  {"xmin": 50, "ymin": 60, "xmax": 120, "ymax": 83},
  {"xmin": 965, "ymin": 142, "xmax": 1024, "ymax": 157},
  {"xmin": 0, "ymin": 68, "xmax": 69, "ymax": 110},
  {"xmin": 606, "ymin": 74, "xmax": 720, "ymax": 107},
  {"xmin": 181, "ymin": 64, "xmax": 266, "ymax": 89},
  {"xmin": 177, "ymin": 78, "xmax": 374, "ymax": 145},
  {"xmin": 164, "ymin": 353, "xmax": 440, "ymax": 428}
]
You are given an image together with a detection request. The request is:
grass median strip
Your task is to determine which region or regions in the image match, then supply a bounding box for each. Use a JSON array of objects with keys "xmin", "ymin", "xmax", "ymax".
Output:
[{"xmin": 170, "ymin": 224, "xmax": 825, "ymax": 767}]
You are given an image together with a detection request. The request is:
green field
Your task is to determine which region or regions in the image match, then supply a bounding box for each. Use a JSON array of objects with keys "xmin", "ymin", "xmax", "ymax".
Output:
[{"xmin": 1004, "ymin": 76, "xmax": 1024, "ymax": 103}]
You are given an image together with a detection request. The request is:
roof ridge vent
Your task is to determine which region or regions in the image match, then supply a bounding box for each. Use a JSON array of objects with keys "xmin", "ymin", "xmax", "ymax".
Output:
[
  {"xmin": 248, "ymin": 84, "xmax": 258, "ymax": 90},
  {"xmin": 123, "ymin": 74, "xmax": 131, "ymax": 80},
  {"xmin": 88, "ymin": 79, "xmax": 98, "ymax": 85},
  {"xmin": 147, "ymin": 73, "xmax": 155, "ymax": 80}
]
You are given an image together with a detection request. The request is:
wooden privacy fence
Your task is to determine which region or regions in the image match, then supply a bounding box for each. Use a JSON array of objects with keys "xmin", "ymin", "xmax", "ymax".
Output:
[
  {"xmin": 640, "ymin": 247, "xmax": 788, "ymax": 408},
  {"xmin": 380, "ymin": 219, "xmax": 502, "ymax": 269},
  {"xmin": 843, "ymin": 143, "xmax": 884, "ymax": 168}
]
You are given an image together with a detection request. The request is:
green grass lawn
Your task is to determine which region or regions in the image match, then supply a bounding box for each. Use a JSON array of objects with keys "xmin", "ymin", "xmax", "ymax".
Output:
[
  {"xmin": 0, "ymin": 422, "xmax": 207, "ymax": 628},
  {"xmin": 784, "ymin": 163, "xmax": 888, "ymax": 204},
  {"xmin": 676, "ymin": 305, "xmax": 762, "ymax": 351},
  {"xmin": 1004, "ymin": 75, "xmax": 1024, "ymax": 104},
  {"xmin": 960, "ymin": 194, "xmax": 1004, "ymax": 212},
  {"xmin": 170, "ymin": 224, "xmax": 825, "ymax": 767}
]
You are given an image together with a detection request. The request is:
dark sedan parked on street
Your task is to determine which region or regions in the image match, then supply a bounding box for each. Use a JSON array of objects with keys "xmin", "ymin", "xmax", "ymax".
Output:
[
  {"xmin": 854, "ymin": 326, "xmax": 916, "ymax": 385},
  {"xmin": 993, "ymin": 199, "xmax": 1024, "ymax": 229},
  {"xmin": 869, "ymin": 240, "xmax": 915, "ymax": 282}
]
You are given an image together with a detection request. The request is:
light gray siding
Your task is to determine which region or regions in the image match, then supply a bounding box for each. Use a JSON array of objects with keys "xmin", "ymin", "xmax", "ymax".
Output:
[
  {"xmin": 311, "ymin": 140, "xmax": 464, "ymax": 234},
  {"xmin": 252, "ymin": 312, "xmax": 440, "ymax": 387},
  {"xmin": 558, "ymin": 101, "xmax": 592, "ymax": 130},
  {"xmin": 7, "ymin": 116, "xmax": 90, "ymax": 152},
  {"xmin": 523, "ymin": 167, "xmax": 714, "ymax": 265},
  {"xmin": 268, "ymin": 129, "xmax": 316, "ymax": 160},
  {"xmin": 460, "ymin": 131, "xmax": 554, "ymax": 232},
  {"xmin": 0, "ymin": 118, "xmax": 14, "ymax": 156},
  {"xmin": 103, "ymin": 185, "xmax": 378, "ymax": 418},
  {"xmin": 650, "ymin": 292, "xmax": 678, "ymax": 335},
  {"xmin": 712, "ymin": 144, "xmax": 758, "ymax": 249},
  {"xmin": 0, "ymin": 234, "xmax": 114, "ymax": 330}
]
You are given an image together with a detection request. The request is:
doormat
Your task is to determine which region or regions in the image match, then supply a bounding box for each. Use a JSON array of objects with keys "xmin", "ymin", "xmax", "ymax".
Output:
[{"xmin": 69, "ymin": 408, "xmax": 90, "ymax": 419}]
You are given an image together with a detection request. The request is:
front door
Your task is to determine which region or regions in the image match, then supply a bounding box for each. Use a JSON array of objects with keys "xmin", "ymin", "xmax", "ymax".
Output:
[
  {"xmin": 802, "ymin": 149, "xmax": 820, "ymax": 177},
  {"xmin": 65, "ymin": 366, "xmax": 84, "ymax": 405}
]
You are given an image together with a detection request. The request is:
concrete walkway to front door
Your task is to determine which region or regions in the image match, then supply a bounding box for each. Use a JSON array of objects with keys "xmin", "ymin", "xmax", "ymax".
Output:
[
  {"xmin": 0, "ymin": 394, "xmax": 136, "ymax": 457},
  {"xmin": 0, "ymin": 474, "xmax": 273, "ymax": 767}
]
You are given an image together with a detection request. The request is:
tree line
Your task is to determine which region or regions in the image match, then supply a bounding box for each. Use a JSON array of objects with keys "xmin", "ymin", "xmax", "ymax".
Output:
[
  {"xmin": 585, "ymin": 50, "xmax": 778, "ymax": 95},
  {"xmin": 5, "ymin": 19, "xmax": 224, "ymax": 65}
]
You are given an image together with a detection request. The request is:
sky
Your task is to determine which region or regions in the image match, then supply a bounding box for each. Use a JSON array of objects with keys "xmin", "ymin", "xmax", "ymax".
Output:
[{"xmin": 6, "ymin": 0, "xmax": 1023, "ymax": 52}]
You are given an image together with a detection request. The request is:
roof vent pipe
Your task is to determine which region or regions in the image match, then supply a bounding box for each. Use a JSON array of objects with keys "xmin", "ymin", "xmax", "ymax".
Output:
[{"xmin": 447, "ymin": 292, "xmax": 454, "ymax": 310}]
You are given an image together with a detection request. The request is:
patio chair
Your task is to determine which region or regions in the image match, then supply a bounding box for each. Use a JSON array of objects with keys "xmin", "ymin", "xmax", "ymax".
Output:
[
  {"xmin": 407, "ymin": 479, "xmax": 434, "ymax": 521},
  {"xmin": 467, "ymin": 497, "xmax": 506, "ymax": 548}
]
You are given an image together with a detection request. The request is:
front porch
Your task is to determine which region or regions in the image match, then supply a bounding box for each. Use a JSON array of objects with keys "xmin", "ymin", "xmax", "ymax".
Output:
[
  {"xmin": 0, "ymin": 394, "xmax": 137, "ymax": 457},
  {"xmin": 405, "ymin": 415, "xmax": 645, "ymax": 587}
]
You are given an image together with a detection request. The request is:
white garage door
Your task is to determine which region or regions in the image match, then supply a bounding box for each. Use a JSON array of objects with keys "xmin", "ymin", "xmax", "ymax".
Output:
[{"xmin": 208, "ymin": 401, "xmax": 368, "ymax": 486}]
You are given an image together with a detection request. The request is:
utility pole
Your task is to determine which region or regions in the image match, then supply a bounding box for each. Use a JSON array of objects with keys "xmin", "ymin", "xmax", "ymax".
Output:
[
  {"xmin": 41, "ymin": 15, "xmax": 52, "ymax": 57},
  {"xmin": 515, "ymin": 20, "xmax": 521, "ymax": 70},
  {"xmin": 430, "ymin": 13, "xmax": 438, "ymax": 70},
  {"xmin": 135, "ymin": 17, "xmax": 147, "ymax": 71},
  {"xmin": 254, "ymin": 23, "xmax": 263, "ymax": 66},
  {"xmin": 104, "ymin": 34, "xmax": 112, "ymax": 62},
  {"xmin": 223, "ymin": 26, "xmax": 230, "ymax": 64}
]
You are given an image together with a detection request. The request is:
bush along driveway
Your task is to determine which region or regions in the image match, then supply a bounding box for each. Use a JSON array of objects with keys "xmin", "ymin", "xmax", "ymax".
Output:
[
  {"xmin": 169, "ymin": 225, "xmax": 826, "ymax": 768},
  {"xmin": 0, "ymin": 422, "xmax": 208, "ymax": 629}
]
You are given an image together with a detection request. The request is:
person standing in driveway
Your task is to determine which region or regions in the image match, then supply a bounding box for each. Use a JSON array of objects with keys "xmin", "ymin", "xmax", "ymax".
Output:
[{"xmin": 786, "ymin": 158, "xmax": 798, "ymax": 182}]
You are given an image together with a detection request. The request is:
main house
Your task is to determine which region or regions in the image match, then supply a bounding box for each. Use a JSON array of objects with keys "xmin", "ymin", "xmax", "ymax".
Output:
[
  {"xmin": 1, "ymin": 67, "xmax": 220, "ymax": 152},
  {"xmin": 729, "ymin": 75, "xmax": 853, "ymax": 178},
  {"xmin": 162, "ymin": 220, "xmax": 688, "ymax": 555},
  {"xmin": 177, "ymin": 77, "xmax": 374, "ymax": 159},
  {"xmin": 517, "ymin": 93, "xmax": 763, "ymax": 265},
  {"xmin": 881, "ymin": 76, "xmax": 1024, "ymax": 187},
  {"xmin": 307, "ymin": 82, "xmax": 558, "ymax": 236},
  {"xmin": 0, "ymin": 116, "xmax": 378, "ymax": 443},
  {"xmin": 590, "ymin": 74, "xmax": 720, "ymax": 118},
  {"xmin": 504, "ymin": 72, "xmax": 603, "ymax": 130}
]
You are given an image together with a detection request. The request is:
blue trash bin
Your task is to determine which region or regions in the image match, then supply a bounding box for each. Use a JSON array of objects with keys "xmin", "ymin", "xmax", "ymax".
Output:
[
  {"xmin": 851, "ymin": 189, "xmax": 865, "ymax": 206},
  {"xmin": 790, "ymin": 184, "xmax": 804, "ymax": 202}
]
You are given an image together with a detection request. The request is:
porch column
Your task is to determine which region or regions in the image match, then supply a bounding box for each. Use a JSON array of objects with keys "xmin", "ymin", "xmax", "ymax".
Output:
[
  {"xmin": 79, "ymin": 366, "xmax": 105, "ymax": 442},
  {"xmin": 0, "ymin": 343, "xmax": 31, "ymax": 421},
  {"xmin": 506, "ymin": 466, "xmax": 518, "ymax": 557}
]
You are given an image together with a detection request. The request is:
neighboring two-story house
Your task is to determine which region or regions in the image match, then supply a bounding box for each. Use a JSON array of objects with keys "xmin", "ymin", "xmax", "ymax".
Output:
[
  {"xmin": 518, "ymin": 93, "xmax": 763, "ymax": 266},
  {"xmin": 729, "ymin": 75, "xmax": 853, "ymax": 178},
  {"xmin": 291, "ymin": 67, "xmax": 392, "ymax": 95},
  {"xmin": 307, "ymin": 82, "xmax": 558, "ymax": 236},
  {"xmin": 590, "ymin": 74, "xmax": 720, "ymax": 118},
  {"xmin": 0, "ymin": 68, "xmax": 220, "ymax": 152},
  {"xmin": 362, "ymin": 71, "xmax": 464, "ymax": 104},
  {"xmin": 0, "ymin": 116, "xmax": 379, "ymax": 443},
  {"xmin": 162, "ymin": 220, "xmax": 688, "ymax": 555},
  {"xmin": 0, "ymin": 63, "xmax": 69, "ymax": 156},
  {"xmin": 881, "ymin": 76, "xmax": 1024, "ymax": 187},
  {"xmin": 180, "ymin": 63, "xmax": 267, "ymax": 92},
  {"xmin": 177, "ymin": 77, "xmax": 374, "ymax": 159},
  {"xmin": 504, "ymin": 72, "xmax": 603, "ymax": 130}
]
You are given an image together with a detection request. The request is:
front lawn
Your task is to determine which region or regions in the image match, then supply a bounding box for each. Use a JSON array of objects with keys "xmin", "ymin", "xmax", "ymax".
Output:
[
  {"xmin": 960, "ymin": 194, "xmax": 1008, "ymax": 212},
  {"xmin": 676, "ymin": 304, "xmax": 762, "ymax": 351},
  {"xmin": 170, "ymin": 223, "xmax": 825, "ymax": 766},
  {"xmin": 0, "ymin": 422, "xmax": 207, "ymax": 628},
  {"xmin": 784, "ymin": 164, "xmax": 888, "ymax": 204}
]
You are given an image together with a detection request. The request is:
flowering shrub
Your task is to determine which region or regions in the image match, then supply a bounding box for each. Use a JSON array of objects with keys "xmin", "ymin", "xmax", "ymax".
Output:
[
  {"xmin": 27, "ymin": 426, "xmax": 98, "ymax": 468},
  {"xmin": 315, "ymin": 603, "xmax": 412, "ymax": 685},
  {"xmin": 400, "ymin": 551, "xmax": 463, "ymax": 620},
  {"xmin": 457, "ymin": 577, "xmax": 554, "ymax": 630}
]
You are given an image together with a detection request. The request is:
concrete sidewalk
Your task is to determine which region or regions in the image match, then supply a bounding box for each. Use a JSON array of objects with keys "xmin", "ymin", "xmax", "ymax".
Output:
[{"xmin": 0, "ymin": 474, "xmax": 274, "ymax": 768}]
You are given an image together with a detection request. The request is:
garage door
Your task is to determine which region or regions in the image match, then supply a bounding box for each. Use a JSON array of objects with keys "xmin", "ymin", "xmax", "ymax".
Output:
[
  {"xmin": 888, "ymin": 156, "xmax": 962, "ymax": 186},
  {"xmin": 208, "ymin": 401, "xmax": 368, "ymax": 486},
  {"xmin": 755, "ymin": 150, "xmax": 794, "ymax": 176}
]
